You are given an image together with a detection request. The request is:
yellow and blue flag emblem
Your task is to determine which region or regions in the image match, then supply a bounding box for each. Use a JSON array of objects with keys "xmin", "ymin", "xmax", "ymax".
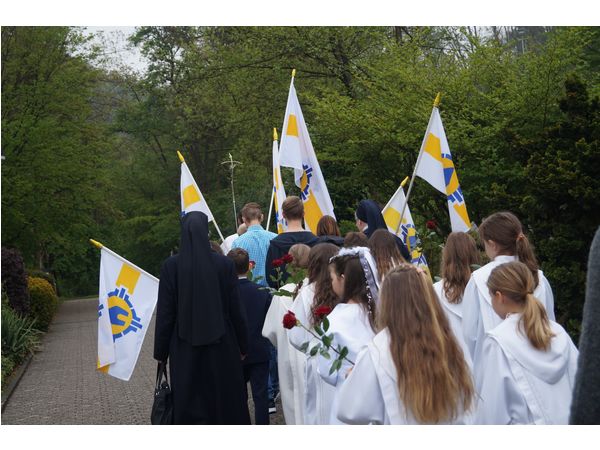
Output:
[{"xmin": 97, "ymin": 247, "xmax": 159, "ymax": 381}]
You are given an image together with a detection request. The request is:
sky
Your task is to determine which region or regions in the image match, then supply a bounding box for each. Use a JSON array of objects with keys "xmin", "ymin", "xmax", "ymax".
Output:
[{"xmin": 82, "ymin": 26, "xmax": 148, "ymax": 73}]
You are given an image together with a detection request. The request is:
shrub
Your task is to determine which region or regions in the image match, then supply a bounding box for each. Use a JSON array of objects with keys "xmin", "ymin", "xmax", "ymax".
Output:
[
  {"xmin": 28, "ymin": 277, "xmax": 59, "ymax": 332},
  {"xmin": 27, "ymin": 269, "xmax": 57, "ymax": 294},
  {"xmin": 1, "ymin": 303, "xmax": 40, "ymax": 366},
  {"xmin": 1, "ymin": 247, "xmax": 30, "ymax": 315}
]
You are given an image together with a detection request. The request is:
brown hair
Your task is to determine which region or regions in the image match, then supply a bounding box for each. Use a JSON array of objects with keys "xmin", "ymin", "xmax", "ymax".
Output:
[
  {"xmin": 307, "ymin": 243, "xmax": 340, "ymax": 325},
  {"xmin": 330, "ymin": 255, "xmax": 377, "ymax": 331},
  {"xmin": 479, "ymin": 211, "xmax": 539, "ymax": 286},
  {"xmin": 241, "ymin": 202, "xmax": 263, "ymax": 222},
  {"xmin": 282, "ymin": 196, "xmax": 304, "ymax": 221},
  {"xmin": 378, "ymin": 264, "xmax": 474, "ymax": 423},
  {"xmin": 368, "ymin": 229, "xmax": 407, "ymax": 282},
  {"xmin": 487, "ymin": 261, "xmax": 555, "ymax": 351},
  {"xmin": 343, "ymin": 231, "xmax": 368, "ymax": 248},
  {"xmin": 441, "ymin": 232, "xmax": 480, "ymax": 304},
  {"xmin": 227, "ymin": 248, "xmax": 249, "ymax": 275},
  {"xmin": 289, "ymin": 244, "xmax": 311, "ymax": 269},
  {"xmin": 210, "ymin": 241, "xmax": 224, "ymax": 255},
  {"xmin": 316, "ymin": 215, "xmax": 341, "ymax": 237},
  {"xmin": 289, "ymin": 243, "xmax": 311, "ymax": 299}
]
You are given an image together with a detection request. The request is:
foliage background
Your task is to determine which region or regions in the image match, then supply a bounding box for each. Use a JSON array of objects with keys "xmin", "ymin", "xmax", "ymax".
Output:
[{"xmin": 2, "ymin": 26, "xmax": 599, "ymax": 340}]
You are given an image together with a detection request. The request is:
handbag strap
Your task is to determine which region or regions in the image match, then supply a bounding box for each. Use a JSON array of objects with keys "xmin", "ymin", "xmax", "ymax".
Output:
[{"xmin": 155, "ymin": 360, "xmax": 169, "ymax": 390}]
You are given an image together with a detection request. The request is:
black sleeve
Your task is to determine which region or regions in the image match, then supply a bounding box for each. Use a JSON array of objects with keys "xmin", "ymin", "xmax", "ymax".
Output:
[
  {"xmin": 266, "ymin": 243, "xmax": 277, "ymax": 288},
  {"xmin": 227, "ymin": 263, "xmax": 249, "ymax": 355},
  {"xmin": 154, "ymin": 259, "xmax": 176, "ymax": 361}
]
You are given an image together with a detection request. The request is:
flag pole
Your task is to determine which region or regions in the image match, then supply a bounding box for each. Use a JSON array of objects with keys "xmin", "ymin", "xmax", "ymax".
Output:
[
  {"xmin": 178, "ymin": 150, "xmax": 226, "ymax": 243},
  {"xmin": 395, "ymin": 93, "xmax": 441, "ymax": 235},
  {"xmin": 88, "ymin": 239, "xmax": 159, "ymax": 282},
  {"xmin": 266, "ymin": 128, "xmax": 278, "ymax": 232}
]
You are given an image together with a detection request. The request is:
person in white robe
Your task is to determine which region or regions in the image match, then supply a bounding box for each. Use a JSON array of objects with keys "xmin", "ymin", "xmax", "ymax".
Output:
[
  {"xmin": 337, "ymin": 264, "xmax": 476, "ymax": 425},
  {"xmin": 462, "ymin": 212, "xmax": 555, "ymax": 365},
  {"xmin": 262, "ymin": 282, "xmax": 303, "ymax": 424},
  {"xmin": 288, "ymin": 282, "xmax": 335, "ymax": 424},
  {"xmin": 433, "ymin": 232, "xmax": 482, "ymax": 371},
  {"xmin": 316, "ymin": 247, "xmax": 379, "ymax": 424},
  {"xmin": 475, "ymin": 261, "xmax": 578, "ymax": 424}
]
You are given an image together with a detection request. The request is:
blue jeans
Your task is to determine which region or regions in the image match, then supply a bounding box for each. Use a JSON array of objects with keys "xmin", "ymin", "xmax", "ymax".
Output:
[{"xmin": 267, "ymin": 343, "xmax": 279, "ymax": 402}]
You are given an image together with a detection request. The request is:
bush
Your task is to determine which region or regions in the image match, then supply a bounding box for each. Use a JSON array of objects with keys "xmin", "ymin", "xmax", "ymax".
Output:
[
  {"xmin": 28, "ymin": 277, "xmax": 59, "ymax": 332},
  {"xmin": 1, "ymin": 247, "xmax": 30, "ymax": 315},
  {"xmin": 27, "ymin": 269, "xmax": 57, "ymax": 294},
  {"xmin": 1, "ymin": 301, "xmax": 40, "ymax": 373}
]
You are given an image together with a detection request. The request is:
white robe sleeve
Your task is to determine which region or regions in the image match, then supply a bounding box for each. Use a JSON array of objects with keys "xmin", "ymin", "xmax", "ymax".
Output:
[
  {"xmin": 475, "ymin": 337, "xmax": 530, "ymax": 424},
  {"xmin": 538, "ymin": 275, "xmax": 556, "ymax": 321},
  {"xmin": 336, "ymin": 348, "xmax": 386, "ymax": 425},
  {"xmin": 288, "ymin": 288, "xmax": 312, "ymax": 351},
  {"xmin": 262, "ymin": 293, "xmax": 292, "ymax": 347},
  {"xmin": 461, "ymin": 278, "xmax": 482, "ymax": 362}
]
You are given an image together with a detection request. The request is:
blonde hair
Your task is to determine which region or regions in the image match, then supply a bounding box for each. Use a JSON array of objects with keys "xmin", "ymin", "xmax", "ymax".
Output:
[
  {"xmin": 288, "ymin": 244, "xmax": 310, "ymax": 269},
  {"xmin": 441, "ymin": 232, "xmax": 480, "ymax": 304},
  {"xmin": 487, "ymin": 261, "xmax": 555, "ymax": 351},
  {"xmin": 378, "ymin": 264, "xmax": 474, "ymax": 423}
]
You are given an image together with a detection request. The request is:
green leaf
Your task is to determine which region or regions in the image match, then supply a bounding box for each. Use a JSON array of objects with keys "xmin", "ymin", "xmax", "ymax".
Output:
[
  {"xmin": 314, "ymin": 324, "xmax": 324, "ymax": 336},
  {"xmin": 310, "ymin": 344, "xmax": 321, "ymax": 357},
  {"xmin": 320, "ymin": 350, "xmax": 331, "ymax": 359},
  {"xmin": 322, "ymin": 334, "xmax": 332, "ymax": 348},
  {"xmin": 322, "ymin": 316, "xmax": 330, "ymax": 332},
  {"xmin": 299, "ymin": 342, "xmax": 309, "ymax": 353},
  {"xmin": 339, "ymin": 346, "xmax": 349, "ymax": 359}
]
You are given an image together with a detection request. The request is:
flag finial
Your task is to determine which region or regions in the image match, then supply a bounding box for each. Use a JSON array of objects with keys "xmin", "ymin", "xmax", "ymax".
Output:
[
  {"xmin": 177, "ymin": 150, "xmax": 185, "ymax": 163},
  {"xmin": 433, "ymin": 92, "xmax": 441, "ymax": 108},
  {"xmin": 400, "ymin": 176, "xmax": 410, "ymax": 188},
  {"xmin": 273, "ymin": 128, "xmax": 278, "ymax": 141},
  {"xmin": 89, "ymin": 239, "xmax": 104, "ymax": 249},
  {"xmin": 291, "ymin": 68, "xmax": 296, "ymax": 78}
]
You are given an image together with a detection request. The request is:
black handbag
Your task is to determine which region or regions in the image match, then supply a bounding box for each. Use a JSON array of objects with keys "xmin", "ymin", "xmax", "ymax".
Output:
[{"xmin": 151, "ymin": 361, "xmax": 173, "ymax": 425}]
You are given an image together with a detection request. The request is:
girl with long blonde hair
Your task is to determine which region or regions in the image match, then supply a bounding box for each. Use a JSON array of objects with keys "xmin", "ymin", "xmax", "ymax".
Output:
[
  {"xmin": 336, "ymin": 264, "xmax": 475, "ymax": 424},
  {"xmin": 476, "ymin": 261, "xmax": 578, "ymax": 424},
  {"xmin": 462, "ymin": 212, "xmax": 555, "ymax": 366}
]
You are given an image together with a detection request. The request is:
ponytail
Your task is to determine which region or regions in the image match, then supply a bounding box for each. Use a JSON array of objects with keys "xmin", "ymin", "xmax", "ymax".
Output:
[
  {"xmin": 520, "ymin": 293, "xmax": 554, "ymax": 351},
  {"xmin": 516, "ymin": 235, "xmax": 539, "ymax": 287},
  {"xmin": 488, "ymin": 261, "xmax": 555, "ymax": 351}
]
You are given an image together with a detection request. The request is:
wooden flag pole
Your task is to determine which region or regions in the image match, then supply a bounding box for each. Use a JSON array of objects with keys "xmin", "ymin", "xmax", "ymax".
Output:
[{"xmin": 395, "ymin": 93, "xmax": 441, "ymax": 236}]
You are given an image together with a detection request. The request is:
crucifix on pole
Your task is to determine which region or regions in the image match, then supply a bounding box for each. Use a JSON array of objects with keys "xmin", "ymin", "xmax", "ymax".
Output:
[{"xmin": 221, "ymin": 153, "xmax": 243, "ymax": 230}]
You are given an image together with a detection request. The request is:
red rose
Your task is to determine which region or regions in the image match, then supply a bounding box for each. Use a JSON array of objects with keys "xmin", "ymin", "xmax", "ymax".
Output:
[
  {"xmin": 314, "ymin": 305, "xmax": 332, "ymax": 319},
  {"xmin": 282, "ymin": 254, "xmax": 293, "ymax": 264},
  {"xmin": 282, "ymin": 311, "xmax": 298, "ymax": 329},
  {"xmin": 426, "ymin": 220, "xmax": 437, "ymax": 230},
  {"xmin": 249, "ymin": 260, "xmax": 256, "ymax": 269},
  {"xmin": 272, "ymin": 258, "xmax": 284, "ymax": 268}
]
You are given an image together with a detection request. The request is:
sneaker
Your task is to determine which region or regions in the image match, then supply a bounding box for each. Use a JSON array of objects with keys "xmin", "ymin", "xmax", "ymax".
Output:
[{"xmin": 268, "ymin": 401, "xmax": 276, "ymax": 414}]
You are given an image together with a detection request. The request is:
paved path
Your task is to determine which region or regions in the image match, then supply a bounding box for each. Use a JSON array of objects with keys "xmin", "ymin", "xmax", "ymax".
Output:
[{"xmin": 2, "ymin": 298, "xmax": 285, "ymax": 425}]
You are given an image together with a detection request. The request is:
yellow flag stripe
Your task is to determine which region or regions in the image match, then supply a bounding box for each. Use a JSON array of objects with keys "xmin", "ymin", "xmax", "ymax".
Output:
[
  {"xmin": 286, "ymin": 114, "xmax": 299, "ymax": 137},
  {"xmin": 303, "ymin": 189, "xmax": 324, "ymax": 233},
  {"xmin": 116, "ymin": 263, "xmax": 141, "ymax": 295},
  {"xmin": 183, "ymin": 185, "xmax": 201, "ymax": 209},
  {"xmin": 453, "ymin": 202, "xmax": 471, "ymax": 228},
  {"xmin": 424, "ymin": 133, "xmax": 442, "ymax": 163}
]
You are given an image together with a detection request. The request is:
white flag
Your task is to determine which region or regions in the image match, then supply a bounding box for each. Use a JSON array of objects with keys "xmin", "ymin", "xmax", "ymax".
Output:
[
  {"xmin": 272, "ymin": 130, "xmax": 288, "ymax": 234},
  {"xmin": 97, "ymin": 247, "xmax": 159, "ymax": 381},
  {"xmin": 278, "ymin": 74, "xmax": 335, "ymax": 232},
  {"xmin": 180, "ymin": 160, "xmax": 215, "ymax": 221},
  {"xmin": 382, "ymin": 184, "xmax": 430, "ymax": 270},
  {"xmin": 414, "ymin": 107, "xmax": 471, "ymax": 232}
]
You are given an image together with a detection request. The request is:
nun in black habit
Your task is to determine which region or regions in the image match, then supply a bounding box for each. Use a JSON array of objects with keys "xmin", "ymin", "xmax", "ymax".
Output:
[
  {"xmin": 154, "ymin": 211, "xmax": 251, "ymax": 424},
  {"xmin": 355, "ymin": 199, "xmax": 411, "ymax": 262}
]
